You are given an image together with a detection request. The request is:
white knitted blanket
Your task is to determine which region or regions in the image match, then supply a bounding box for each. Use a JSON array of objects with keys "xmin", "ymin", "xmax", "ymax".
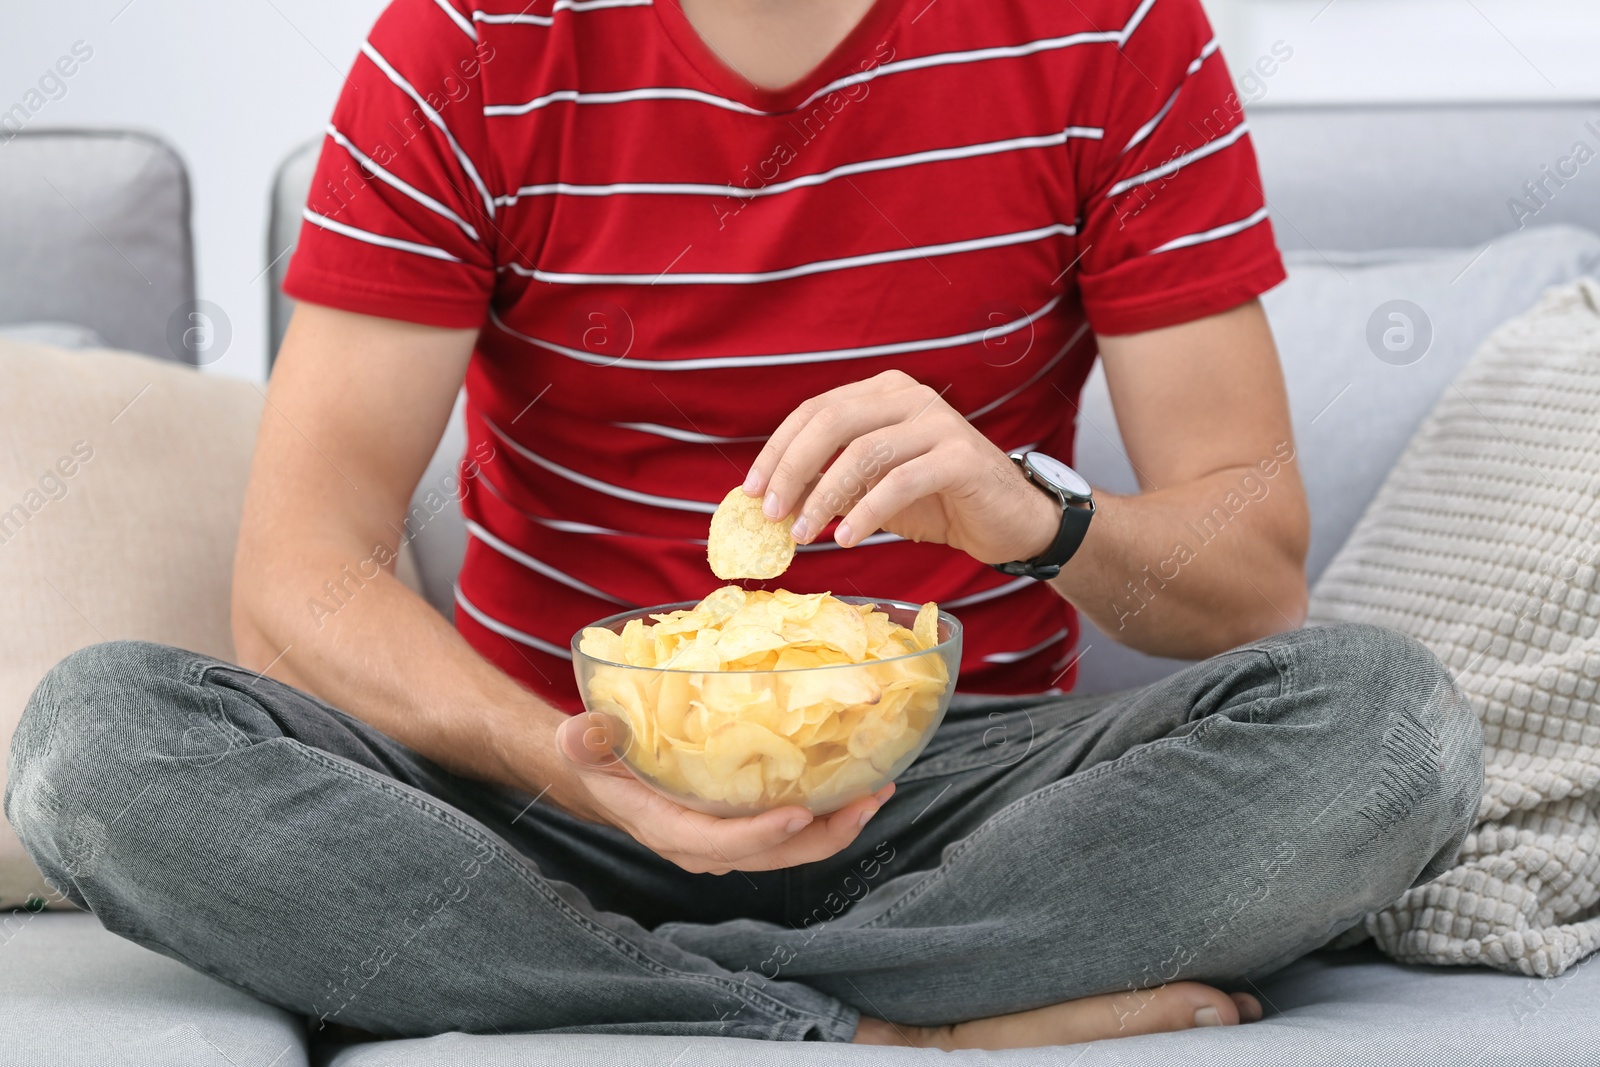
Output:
[{"xmin": 1308, "ymin": 279, "xmax": 1600, "ymax": 977}]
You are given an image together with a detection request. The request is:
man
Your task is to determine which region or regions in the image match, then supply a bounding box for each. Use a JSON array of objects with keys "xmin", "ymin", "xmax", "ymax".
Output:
[{"xmin": 7, "ymin": 0, "xmax": 1482, "ymax": 1050}]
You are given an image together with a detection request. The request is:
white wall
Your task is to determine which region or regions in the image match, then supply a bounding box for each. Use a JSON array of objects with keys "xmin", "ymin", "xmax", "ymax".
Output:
[
  {"xmin": 6, "ymin": 0, "xmax": 1600, "ymax": 382},
  {"xmin": 1207, "ymin": 0, "xmax": 1600, "ymax": 105},
  {"xmin": 1, "ymin": 0, "xmax": 388, "ymax": 382}
]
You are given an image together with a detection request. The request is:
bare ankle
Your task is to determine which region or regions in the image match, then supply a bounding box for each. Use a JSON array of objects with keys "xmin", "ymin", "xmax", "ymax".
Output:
[
  {"xmin": 850, "ymin": 1015, "xmax": 948, "ymax": 1048},
  {"xmin": 849, "ymin": 981, "xmax": 1253, "ymax": 1051}
]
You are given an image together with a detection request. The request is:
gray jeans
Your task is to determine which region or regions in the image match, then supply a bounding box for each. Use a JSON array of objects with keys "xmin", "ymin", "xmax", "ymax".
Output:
[{"xmin": 6, "ymin": 622, "xmax": 1482, "ymax": 1043}]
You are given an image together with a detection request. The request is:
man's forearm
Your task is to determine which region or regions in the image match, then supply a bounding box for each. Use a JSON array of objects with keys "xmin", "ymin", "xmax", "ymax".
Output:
[
  {"xmin": 230, "ymin": 306, "xmax": 600, "ymax": 824},
  {"xmin": 1053, "ymin": 302, "xmax": 1309, "ymax": 660},
  {"xmin": 231, "ymin": 538, "xmax": 597, "ymax": 822},
  {"xmin": 1044, "ymin": 453, "xmax": 1309, "ymax": 659}
]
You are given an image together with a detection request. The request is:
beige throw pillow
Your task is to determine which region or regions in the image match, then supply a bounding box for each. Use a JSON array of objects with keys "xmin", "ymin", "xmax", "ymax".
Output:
[
  {"xmin": 0, "ymin": 341, "xmax": 421, "ymax": 909},
  {"xmin": 1308, "ymin": 279, "xmax": 1600, "ymax": 976}
]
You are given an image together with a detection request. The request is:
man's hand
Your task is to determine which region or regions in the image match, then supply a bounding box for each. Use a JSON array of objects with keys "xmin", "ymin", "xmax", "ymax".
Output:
[
  {"xmin": 740, "ymin": 301, "xmax": 1309, "ymax": 660},
  {"xmin": 744, "ymin": 369, "xmax": 1060, "ymax": 564},
  {"xmin": 554, "ymin": 713, "xmax": 892, "ymax": 874}
]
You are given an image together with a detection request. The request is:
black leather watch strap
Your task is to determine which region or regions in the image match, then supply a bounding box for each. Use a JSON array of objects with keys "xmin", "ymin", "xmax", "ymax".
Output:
[{"xmin": 992, "ymin": 497, "xmax": 1094, "ymax": 580}]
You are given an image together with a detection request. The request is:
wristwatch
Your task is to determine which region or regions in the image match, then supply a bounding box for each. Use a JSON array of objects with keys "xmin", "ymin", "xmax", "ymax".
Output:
[{"xmin": 992, "ymin": 451, "xmax": 1095, "ymax": 580}]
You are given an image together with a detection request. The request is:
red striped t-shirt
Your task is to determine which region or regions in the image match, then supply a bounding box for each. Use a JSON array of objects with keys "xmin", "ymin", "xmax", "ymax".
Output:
[{"xmin": 283, "ymin": 0, "xmax": 1286, "ymax": 712}]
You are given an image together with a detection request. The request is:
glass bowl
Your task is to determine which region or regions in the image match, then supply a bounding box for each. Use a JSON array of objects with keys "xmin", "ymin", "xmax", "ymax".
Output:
[{"xmin": 571, "ymin": 596, "xmax": 962, "ymax": 817}]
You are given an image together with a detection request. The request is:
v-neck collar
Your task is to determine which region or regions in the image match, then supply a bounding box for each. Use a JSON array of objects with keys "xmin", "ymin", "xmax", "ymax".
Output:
[{"xmin": 654, "ymin": 0, "xmax": 910, "ymax": 115}]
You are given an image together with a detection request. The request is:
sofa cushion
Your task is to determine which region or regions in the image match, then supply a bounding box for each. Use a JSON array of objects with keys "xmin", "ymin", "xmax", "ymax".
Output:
[
  {"xmin": 1072, "ymin": 223, "xmax": 1600, "ymax": 695},
  {"xmin": 1307, "ymin": 278, "xmax": 1600, "ymax": 977},
  {"xmin": 5, "ymin": 914, "xmax": 1588, "ymax": 1066},
  {"xmin": 0, "ymin": 321, "xmax": 109, "ymax": 348},
  {"xmin": 316, "ymin": 944, "xmax": 1597, "ymax": 1065},
  {"xmin": 0, "ymin": 340, "xmax": 421, "ymax": 908},
  {"xmin": 2, "ymin": 911, "xmax": 308, "ymax": 1066},
  {"xmin": 0, "ymin": 131, "xmax": 195, "ymax": 361}
]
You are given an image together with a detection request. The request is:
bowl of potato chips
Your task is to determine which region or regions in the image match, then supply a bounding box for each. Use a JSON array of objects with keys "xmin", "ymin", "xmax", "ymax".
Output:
[{"xmin": 572, "ymin": 586, "xmax": 960, "ymax": 817}]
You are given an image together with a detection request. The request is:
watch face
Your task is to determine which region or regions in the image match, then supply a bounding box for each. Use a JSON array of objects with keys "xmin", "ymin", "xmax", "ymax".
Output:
[{"xmin": 1026, "ymin": 452, "xmax": 1092, "ymax": 500}]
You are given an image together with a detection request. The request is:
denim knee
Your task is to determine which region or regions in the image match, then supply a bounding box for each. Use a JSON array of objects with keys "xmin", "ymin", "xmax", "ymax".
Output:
[
  {"xmin": 1281, "ymin": 622, "xmax": 1483, "ymax": 883},
  {"xmin": 5, "ymin": 640, "xmax": 215, "ymax": 900},
  {"xmin": 1369, "ymin": 628, "xmax": 1484, "ymax": 884}
]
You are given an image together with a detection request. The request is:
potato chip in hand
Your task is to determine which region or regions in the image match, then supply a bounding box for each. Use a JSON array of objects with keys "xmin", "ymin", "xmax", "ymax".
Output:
[{"xmin": 707, "ymin": 487, "xmax": 795, "ymax": 580}]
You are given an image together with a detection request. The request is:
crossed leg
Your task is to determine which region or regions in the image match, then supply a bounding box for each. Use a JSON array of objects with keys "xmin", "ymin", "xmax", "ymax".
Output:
[{"xmin": 5, "ymin": 622, "xmax": 1481, "ymax": 1047}]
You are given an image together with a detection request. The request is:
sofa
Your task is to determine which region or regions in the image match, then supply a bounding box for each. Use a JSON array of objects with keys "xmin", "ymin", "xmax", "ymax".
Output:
[{"xmin": 5, "ymin": 100, "xmax": 1600, "ymax": 1065}]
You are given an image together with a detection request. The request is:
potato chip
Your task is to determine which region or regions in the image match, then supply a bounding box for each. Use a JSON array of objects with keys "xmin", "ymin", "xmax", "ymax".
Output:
[
  {"xmin": 653, "ymin": 670, "xmax": 693, "ymax": 747},
  {"xmin": 576, "ymin": 587, "xmax": 954, "ymax": 813},
  {"xmin": 784, "ymin": 666, "xmax": 881, "ymax": 716},
  {"xmin": 707, "ymin": 488, "xmax": 795, "ymax": 580},
  {"xmin": 705, "ymin": 721, "xmax": 805, "ymax": 781},
  {"xmin": 727, "ymin": 762, "xmax": 766, "ymax": 806},
  {"xmin": 811, "ymin": 754, "xmax": 885, "ymax": 799},
  {"xmin": 620, "ymin": 617, "xmax": 655, "ymax": 667},
  {"xmin": 784, "ymin": 597, "xmax": 869, "ymax": 661},
  {"xmin": 586, "ymin": 667, "xmax": 654, "ymax": 762},
  {"xmin": 716, "ymin": 625, "xmax": 789, "ymax": 665},
  {"xmin": 650, "ymin": 609, "xmax": 706, "ymax": 636},
  {"xmin": 698, "ymin": 584, "xmax": 747, "ymax": 625},
  {"xmin": 578, "ymin": 627, "xmax": 624, "ymax": 663},
  {"xmin": 912, "ymin": 601, "xmax": 941, "ymax": 651},
  {"xmin": 664, "ymin": 643, "xmax": 720, "ymax": 672},
  {"xmin": 774, "ymin": 646, "xmax": 825, "ymax": 672},
  {"xmin": 772, "ymin": 588, "xmax": 828, "ymax": 620}
]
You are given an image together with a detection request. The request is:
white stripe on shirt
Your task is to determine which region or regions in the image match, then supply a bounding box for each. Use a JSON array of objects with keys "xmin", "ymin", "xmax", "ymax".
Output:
[
  {"xmin": 1106, "ymin": 121, "xmax": 1251, "ymax": 199},
  {"xmin": 478, "ymin": 466, "xmax": 665, "ymax": 538},
  {"xmin": 794, "ymin": 532, "xmax": 904, "ymax": 552},
  {"xmin": 326, "ymin": 124, "xmax": 482, "ymax": 243},
  {"xmin": 361, "ymin": 41, "xmax": 497, "ymax": 220},
  {"xmin": 302, "ymin": 209, "xmax": 462, "ymax": 262},
  {"xmin": 433, "ymin": 0, "xmax": 478, "ymax": 41},
  {"xmin": 1118, "ymin": 0, "xmax": 1159, "ymax": 46},
  {"xmin": 614, "ymin": 422, "xmax": 768, "ymax": 444},
  {"xmin": 493, "ymin": 129, "xmax": 1103, "ymax": 206},
  {"xmin": 1122, "ymin": 38, "xmax": 1220, "ymax": 155},
  {"xmin": 490, "ymin": 295, "xmax": 1062, "ymax": 371},
  {"xmin": 1187, "ymin": 36, "xmax": 1222, "ymax": 75},
  {"xmin": 1149, "ymin": 205, "xmax": 1270, "ymax": 254},
  {"xmin": 466, "ymin": 519, "xmax": 634, "ymax": 605},
  {"xmin": 480, "ymin": 459, "xmax": 901, "ymax": 549},
  {"xmin": 536, "ymin": 515, "xmax": 635, "ymax": 536},
  {"xmin": 507, "ymin": 223, "xmax": 1077, "ymax": 286},
  {"xmin": 983, "ymin": 627, "xmax": 1069, "ymax": 664},
  {"xmin": 455, "ymin": 585, "xmax": 572, "ymax": 658},
  {"xmin": 486, "ymin": 5, "xmax": 1151, "ymax": 120},
  {"xmin": 943, "ymin": 575, "xmax": 1034, "ymax": 609},
  {"xmin": 1122, "ymin": 88, "xmax": 1181, "ymax": 156},
  {"xmin": 796, "ymin": 30, "xmax": 1123, "ymax": 115},
  {"xmin": 475, "ymin": 11, "xmax": 555, "ymax": 25},
  {"xmin": 482, "ymin": 414, "xmax": 720, "ymax": 513},
  {"xmin": 963, "ymin": 321, "xmax": 1091, "ymax": 422},
  {"xmin": 474, "ymin": 0, "xmax": 652, "ymax": 23},
  {"xmin": 487, "ymin": 87, "xmax": 767, "ymax": 118}
]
